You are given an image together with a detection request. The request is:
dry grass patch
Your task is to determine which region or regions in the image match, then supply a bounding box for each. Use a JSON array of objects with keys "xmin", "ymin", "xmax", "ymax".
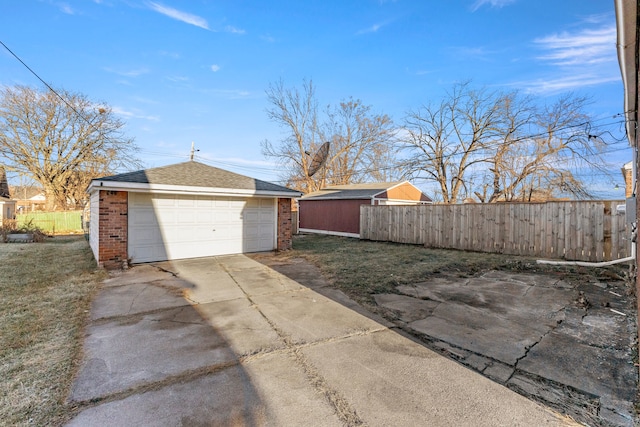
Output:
[
  {"xmin": 291, "ymin": 234, "xmax": 629, "ymax": 305},
  {"xmin": 0, "ymin": 236, "xmax": 105, "ymax": 426}
]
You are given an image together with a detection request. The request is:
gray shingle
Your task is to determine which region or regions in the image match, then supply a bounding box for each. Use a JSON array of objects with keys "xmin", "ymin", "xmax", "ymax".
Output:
[
  {"xmin": 96, "ymin": 161, "xmax": 299, "ymax": 194},
  {"xmin": 301, "ymin": 182, "xmax": 402, "ymax": 200}
]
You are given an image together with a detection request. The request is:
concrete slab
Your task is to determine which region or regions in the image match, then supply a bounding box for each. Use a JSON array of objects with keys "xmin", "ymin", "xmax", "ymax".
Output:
[
  {"xmin": 195, "ymin": 298, "xmax": 284, "ymax": 357},
  {"xmin": 516, "ymin": 331, "xmax": 637, "ymax": 401},
  {"xmin": 410, "ymin": 302, "xmax": 544, "ymax": 365},
  {"xmin": 223, "ymin": 255, "xmax": 305, "ymax": 296},
  {"xmin": 374, "ymin": 293, "xmax": 440, "ymax": 323},
  {"xmin": 302, "ymin": 329, "xmax": 567, "ymax": 426},
  {"xmin": 68, "ymin": 255, "xmax": 582, "ymax": 427},
  {"xmin": 241, "ymin": 351, "xmax": 343, "ymax": 426},
  {"xmin": 251, "ymin": 288, "xmax": 384, "ymax": 345},
  {"xmin": 90, "ymin": 282, "xmax": 189, "ymax": 320},
  {"xmin": 102, "ymin": 264, "xmax": 171, "ymax": 288},
  {"xmin": 257, "ymin": 254, "xmax": 394, "ymax": 328},
  {"xmin": 156, "ymin": 258, "xmax": 246, "ymax": 304},
  {"xmin": 70, "ymin": 305, "xmax": 236, "ymax": 402},
  {"xmin": 69, "ymin": 351, "xmax": 344, "ymax": 427},
  {"xmin": 68, "ymin": 365, "xmax": 266, "ymax": 427}
]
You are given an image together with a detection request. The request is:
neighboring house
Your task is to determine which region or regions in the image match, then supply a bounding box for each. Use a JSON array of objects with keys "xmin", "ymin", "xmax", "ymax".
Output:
[
  {"xmin": 0, "ymin": 167, "xmax": 16, "ymax": 222},
  {"xmin": 298, "ymin": 181, "xmax": 432, "ymax": 238},
  {"xmin": 622, "ymin": 161, "xmax": 633, "ymax": 198},
  {"xmin": 87, "ymin": 161, "xmax": 302, "ymax": 269},
  {"xmin": 11, "ymin": 186, "xmax": 46, "ymax": 212}
]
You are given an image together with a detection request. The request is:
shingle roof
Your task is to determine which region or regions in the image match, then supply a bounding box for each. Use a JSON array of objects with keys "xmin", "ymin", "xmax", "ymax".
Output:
[
  {"xmin": 94, "ymin": 161, "xmax": 299, "ymax": 195},
  {"xmin": 301, "ymin": 182, "xmax": 404, "ymax": 200}
]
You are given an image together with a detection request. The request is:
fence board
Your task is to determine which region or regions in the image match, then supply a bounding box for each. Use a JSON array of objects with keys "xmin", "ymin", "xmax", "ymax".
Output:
[
  {"xmin": 17, "ymin": 210, "xmax": 83, "ymax": 234},
  {"xmin": 360, "ymin": 201, "xmax": 630, "ymax": 262}
]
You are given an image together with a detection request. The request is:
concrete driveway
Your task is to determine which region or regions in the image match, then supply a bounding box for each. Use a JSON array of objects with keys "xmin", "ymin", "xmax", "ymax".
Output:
[{"xmin": 67, "ymin": 255, "xmax": 572, "ymax": 426}]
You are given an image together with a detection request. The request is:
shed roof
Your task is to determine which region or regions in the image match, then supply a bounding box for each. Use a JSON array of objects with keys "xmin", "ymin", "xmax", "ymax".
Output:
[
  {"xmin": 88, "ymin": 161, "xmax": 301, "ymax": 197},
  {"xmin": 301, "ymin": 181, "xmax": 428, "ymax": 201}
]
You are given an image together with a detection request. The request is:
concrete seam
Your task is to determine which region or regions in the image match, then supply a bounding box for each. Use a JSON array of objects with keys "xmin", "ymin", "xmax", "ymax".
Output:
[{"xmin": 218, "ymin": 259, "xmax": 365, "ymax": 426}]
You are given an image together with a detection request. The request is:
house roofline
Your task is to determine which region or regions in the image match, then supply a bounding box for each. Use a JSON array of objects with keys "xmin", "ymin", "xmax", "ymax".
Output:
[
  {"xmin": 615, "ymin": 0, "xmax": 638, "ymax": 146},
  {"xmin": 87, "ymin": 180, "xmax": 302, "ymax": 198}
]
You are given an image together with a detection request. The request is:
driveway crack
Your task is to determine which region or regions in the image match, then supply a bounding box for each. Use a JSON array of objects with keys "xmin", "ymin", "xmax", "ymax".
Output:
[{"xmin": 218, "ymin": 260, "xmax": 365, "ymax": 426}]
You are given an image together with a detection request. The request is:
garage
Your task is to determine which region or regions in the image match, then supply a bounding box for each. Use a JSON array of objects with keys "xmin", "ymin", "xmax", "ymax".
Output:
[
  {"xmin": 87, "ymin": 161, "xmax": 301, "ymax": 268},
  {"xmin": 128, "ymin": 193, "xmax": 276, "ymax": 263}
]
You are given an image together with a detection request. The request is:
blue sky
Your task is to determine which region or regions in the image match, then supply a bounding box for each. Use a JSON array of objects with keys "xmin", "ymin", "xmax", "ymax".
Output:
[{"xmin": 0, "ymin": 0, "xmax": 631, "ymax": 198}]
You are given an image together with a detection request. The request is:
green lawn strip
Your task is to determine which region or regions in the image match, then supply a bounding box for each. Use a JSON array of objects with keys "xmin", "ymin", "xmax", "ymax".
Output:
[{"xmin": 0, "ymin": 237, "xmax": 105, "ymax": 426}]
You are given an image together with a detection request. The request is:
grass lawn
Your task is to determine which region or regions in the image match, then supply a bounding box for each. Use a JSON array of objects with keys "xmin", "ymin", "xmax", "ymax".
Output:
[
  {"xmin": 290, "ymin": 233, "xmax": 630, "ymax": 306},
  {"xmin": 0, "ymin": 236, "xmax": 105, "ymax": 426}
]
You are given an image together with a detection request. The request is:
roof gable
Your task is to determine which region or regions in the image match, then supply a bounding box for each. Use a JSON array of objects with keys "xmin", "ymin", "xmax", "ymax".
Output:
[
  {"xmin": 91, "ymin": 161, "xmax": 299, "ymax": 196},
  {"xmin": 301, "ymin": 181, "xmax": 431, "ymax": 202}
]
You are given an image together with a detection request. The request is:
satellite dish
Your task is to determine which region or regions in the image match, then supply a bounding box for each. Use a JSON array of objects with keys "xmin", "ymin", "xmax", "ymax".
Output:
[{"xmin": 307, "ymin": 141, "xmax": 330, "ymax": 177}]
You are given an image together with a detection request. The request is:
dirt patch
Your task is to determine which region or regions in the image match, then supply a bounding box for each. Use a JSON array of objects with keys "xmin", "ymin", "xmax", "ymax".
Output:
[{"xmin": 251, "ymin": 234, "xmax": 638, "ymax": 427}]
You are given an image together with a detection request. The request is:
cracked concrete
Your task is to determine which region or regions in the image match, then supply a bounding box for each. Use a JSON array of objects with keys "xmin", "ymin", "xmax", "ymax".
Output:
[
  {"xmin": 259, "ymin": 257, "xmax": 638, "ymax": 427},
  {"xmin": 376, "ymin": 272, "xmax": 637, "ymax": 427},
  {"xmin": 68, "ymin": 255, "xmax": 570, "ymax": 426}
]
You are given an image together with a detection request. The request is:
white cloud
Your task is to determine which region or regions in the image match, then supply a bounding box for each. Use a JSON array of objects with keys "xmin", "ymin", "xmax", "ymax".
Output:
[
  {"xmin": 103, "ymin": 67, "xmax": 149, "ymax": 77},
  {"xmin": 112, "ymin": 106, "xmax": 160, "ymax": 122},
  {"xmin": 147, "ymin": 2, "xmax": 209, "ymax": 30},
  {"xmin": 210, "ymin": 64, "xmax": 221, "ymax": 72},
  {"xmin": 534, "ymin": 26, "xmax": 616, "ymax": 66},
  {"xmin": 516, "ymin": 74, "xmax": 620, "ymax": 95},
  {"xmin": 356, "ymin": 24, "xmax": 384, "ymax": 35},
  {"xmin": 224, "ymin": 25, "xmax": 246, "ymax": 34},
  {"xmin": 165, "ymin": 75, "xmax": 190, "ymax": 83},
  {"xmin": 58, "ymin": 3, "xmax": 74, "ymax": 14},
  {"xmin": 470, "ymin": 0, "xmax": 516, "ymax": 12},
  {"xmin": 204, "ymin": 89, "xmax": 252, "ymax": 99},
  {"xmin": 516, "ymin": 18, "xmax": 620, "ymax": 94}
]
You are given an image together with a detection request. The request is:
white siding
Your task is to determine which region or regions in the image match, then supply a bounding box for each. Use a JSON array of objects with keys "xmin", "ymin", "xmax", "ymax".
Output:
[{"xmin": 89, "ymin": 191, "xmax": 100, "ymax": 262}]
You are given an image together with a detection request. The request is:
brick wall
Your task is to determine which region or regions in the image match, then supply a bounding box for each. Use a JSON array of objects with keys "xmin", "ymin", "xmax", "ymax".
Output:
[
  {"xmin": 98, "ymin": 190, "xmax": 128, "ymax": 269},
  {"xmin": 623, "ymin": 166, "xmax": 633, "ymax": 198},
  {"xmin": 277, "ymin": 198, "xmax": 293, "ymax": 251}
]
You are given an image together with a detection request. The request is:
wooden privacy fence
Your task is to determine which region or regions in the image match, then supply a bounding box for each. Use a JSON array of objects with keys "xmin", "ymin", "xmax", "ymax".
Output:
[{"xmin": 360, "ymin": 201, "xmax": 631, "ymax": 262}]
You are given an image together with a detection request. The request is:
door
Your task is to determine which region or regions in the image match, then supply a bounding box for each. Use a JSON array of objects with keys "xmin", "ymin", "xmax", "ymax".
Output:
[{"xmin": 128, "ymin": 193, "xmax": 276, "ymax": 263}]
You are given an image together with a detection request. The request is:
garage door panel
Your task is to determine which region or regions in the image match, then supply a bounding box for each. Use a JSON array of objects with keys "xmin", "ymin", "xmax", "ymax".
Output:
[{"xmin": 128, "ymin": 193, "xmax": 275, "ymax": 263}]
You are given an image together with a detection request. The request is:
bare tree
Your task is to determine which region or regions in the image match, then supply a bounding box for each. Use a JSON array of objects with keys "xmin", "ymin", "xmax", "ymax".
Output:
[
  {"xmin": 0, "ymin": 85, "xmax": 138, "ymax": 210},
  {"xmin": 401, "ymin": 82, "xmax": 503, "ymax": 203},
  {"xmin": 482, "ymin": 93, "xmax": 600, "ymax": 202},
  {"xmin": 261, "ymin": 79, "xmax": 321, "ymax": 193},
  {"xmin": 262, "ymin": 80, "xmax": 398, "ymax": 193},
  {"xmin": 320, "ymin": 98, "xmax": 397, "ymax": 185},
  {"xmin": 401, "ymin": 82, "xmax": 601, "ymax": 203}
]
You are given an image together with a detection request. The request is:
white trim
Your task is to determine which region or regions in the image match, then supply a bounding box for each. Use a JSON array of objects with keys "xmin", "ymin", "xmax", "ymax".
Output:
[
  {"xmin": 371, "ymin": 198, "xmax": 432, "ymax": 205},
  {"xmin": 272, "ymin": 200, "xmax": 278, "ymax": 249},
  {"xmin": 87, "ymin": 180, "xmax": 301, "ymax": 198},
  {"xmin": 299, "ymin": 228, "xmax": 360, "ymax": 238}
]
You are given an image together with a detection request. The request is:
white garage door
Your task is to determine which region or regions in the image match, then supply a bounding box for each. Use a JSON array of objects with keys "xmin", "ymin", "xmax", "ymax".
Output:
[{"xmin": 128, "ymin": 193, "xmax": 276, "ymax": 263}]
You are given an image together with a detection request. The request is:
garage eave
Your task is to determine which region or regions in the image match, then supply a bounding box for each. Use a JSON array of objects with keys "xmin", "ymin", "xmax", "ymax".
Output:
[{"xmin": 87, "ymin": 180, "xmax": 302, "ymax": 198}]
